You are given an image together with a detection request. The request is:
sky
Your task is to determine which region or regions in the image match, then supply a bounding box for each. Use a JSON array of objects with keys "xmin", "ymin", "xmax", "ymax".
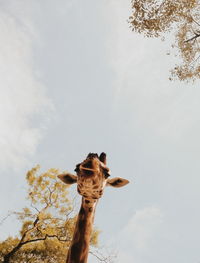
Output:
[{"xmin": 0, "ymin": 1, "xmax": 200, "ymax": 263}]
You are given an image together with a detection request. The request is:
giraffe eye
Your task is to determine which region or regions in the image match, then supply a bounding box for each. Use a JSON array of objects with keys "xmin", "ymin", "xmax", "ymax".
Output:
[
  {"xmin": 105, "ymin": 172, "xmax": 110, "ymax": 179},
  {"xmin": 103, "ymin": 167, "xmax": 110, "ymax": 178},
  {"xmin": 74, "ymin": 163, "xmax": 81, "ymax": 173}
]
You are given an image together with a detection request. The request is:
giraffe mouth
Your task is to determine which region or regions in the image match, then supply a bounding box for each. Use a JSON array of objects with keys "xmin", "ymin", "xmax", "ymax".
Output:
[
  {"xmin": 80, "ymin": 167, "xmax": 95, "ymax": 171},
  {"xmin": 79, "ymin": 165, "xmax": 98, "ymax": 176}
]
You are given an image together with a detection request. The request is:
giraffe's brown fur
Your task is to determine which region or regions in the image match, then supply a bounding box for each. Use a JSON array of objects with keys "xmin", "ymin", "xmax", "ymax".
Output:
[
  {"xmin": 66, "ymin": 198, "xmax": 96, "ymax": 263},
  {"xmin": 58, "ymin": 152, "xmax": 129, "ymax": 263}
]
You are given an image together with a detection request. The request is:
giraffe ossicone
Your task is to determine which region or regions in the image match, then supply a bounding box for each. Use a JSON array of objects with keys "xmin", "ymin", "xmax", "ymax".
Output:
[{"xmin": 58, "ymin": 152, "xmax": 129, "ymax": 263}]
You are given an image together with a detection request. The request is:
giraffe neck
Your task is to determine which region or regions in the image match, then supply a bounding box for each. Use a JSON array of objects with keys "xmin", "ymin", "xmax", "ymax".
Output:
[{"xmin": 66, "ymin": 198, "xmax": 97, "ymax": 263}]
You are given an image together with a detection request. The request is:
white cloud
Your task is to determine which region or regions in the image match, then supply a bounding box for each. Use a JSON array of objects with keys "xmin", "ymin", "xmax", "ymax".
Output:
[
  {"xmin": 0, "ymin": 4, "xmax": 53, "ymax": 171},
  {"xmin": 121, "ymin": 207, "xmax": 163, "ymax": 249},
  {"xmin": 115, "ymin": 207, "xmax": 163, "ymax": 263}
]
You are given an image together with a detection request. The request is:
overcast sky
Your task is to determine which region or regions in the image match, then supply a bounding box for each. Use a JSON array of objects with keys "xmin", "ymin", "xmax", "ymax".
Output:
[{"xmin": 0, "ymin": 1, "xmax": 200, "ymax": 263}]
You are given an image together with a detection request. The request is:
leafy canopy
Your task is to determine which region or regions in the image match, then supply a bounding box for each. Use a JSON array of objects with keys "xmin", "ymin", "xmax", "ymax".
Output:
[
  {"xmin": 0, "ymin": 166, "xmax": 99, "ymax": 263},
  {"xmin": 129, "ymin": 0, "xmax": 200, "ymax": 81}
]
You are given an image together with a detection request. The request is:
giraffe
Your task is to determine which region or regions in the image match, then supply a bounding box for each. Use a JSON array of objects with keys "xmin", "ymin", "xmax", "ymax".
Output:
[{"xmin": 58, "ymin": 152, "xmax": 129, "ymax": 263}]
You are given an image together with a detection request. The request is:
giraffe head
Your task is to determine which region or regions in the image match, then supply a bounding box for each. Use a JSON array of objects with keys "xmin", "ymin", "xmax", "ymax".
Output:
[{"xmin": 58, "ymin": 152, "xmax": 129, "ymax": 201}]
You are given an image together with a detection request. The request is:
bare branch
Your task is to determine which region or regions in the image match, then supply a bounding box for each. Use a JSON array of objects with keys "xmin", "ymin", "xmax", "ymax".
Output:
[
  {"xmin": 47, "ymin": 186, "xmax": 55, "ymax": 205},
  {"xmin": 189, "ymin": 53, "xmax": 200, "ymax": 68},
  {"xmin": 89, "ymin": 249, "xmax": 117, "ymax": 263},
  {"xmin": 0, "ymin": 211, "xmax": 14, "ymax": 225},
  {"xmin": 21, "ymin": 235, "xmax": 48, "ymax": 245},
  {"xmin": 191, "ymin": 15, "xmax": 200, "ymax": 27},
  {"xmin": 30, "ymin": 202, "xmax": 40, "ymax": 213},
  {"xmin": 89, "ymin": 251, "xmax": 109, "ymax": 262},
  {"xmin": 21, "ymin": 234, "xmax": 70, "ymax": 245},
  {"xmin": 184, "ymin": 33, "xmax": 200, "ymax": 43}
]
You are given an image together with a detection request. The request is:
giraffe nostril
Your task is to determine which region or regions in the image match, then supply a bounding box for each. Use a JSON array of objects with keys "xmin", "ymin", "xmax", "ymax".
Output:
[{"xmin": 83, "ymin": 169, "xmax": 95, "ymax": 176}]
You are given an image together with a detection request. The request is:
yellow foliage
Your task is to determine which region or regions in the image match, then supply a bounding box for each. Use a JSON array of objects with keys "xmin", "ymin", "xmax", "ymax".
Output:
[
  {"xmin": 90, "ymin": 228, "xmax": 100, "ymax": 247},
  {"xmin": 129, "ymin": 0, "xmax": 200, "ymax": 81},
  {"xmin": 0, "ymin": 166, "xmax": 100, "ymax": 263}
]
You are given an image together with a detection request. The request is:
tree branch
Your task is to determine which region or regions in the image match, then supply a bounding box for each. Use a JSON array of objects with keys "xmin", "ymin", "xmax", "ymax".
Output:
[
  {"xmin": 184, "ymin": 33, "xmax": 200, "ymax": 43},
  {"xmin": 89, "ymin": 249, "xmax": 116, "ymax": 263},
  {"xmin": 21, "ymin": 234, "xmax": 70, "ymax": 245},
  {"xmin": 191, "ymin": 15, "xmax": 200, "ymax": 27},
  {"xmin": 0, "ymin": 211, "xmax": 13, "ymax": 226}
]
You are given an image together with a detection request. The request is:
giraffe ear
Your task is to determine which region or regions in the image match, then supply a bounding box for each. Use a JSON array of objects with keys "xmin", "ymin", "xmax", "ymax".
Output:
[
  {"xmin": 57, "ymin": 173, "xmax": 77, "ymax": 184},
  {"xmin": 106, "ymin": 177, "xmax": 129, "ymax": 188},
  {"xmin": 99, "ymin": 152, "xmax": 107, "ymax": 164}
]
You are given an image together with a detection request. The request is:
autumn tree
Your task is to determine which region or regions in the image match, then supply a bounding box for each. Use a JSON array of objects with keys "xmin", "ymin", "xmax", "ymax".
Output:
[
  {"xmin": 129, "ymin": 0, "xmax": 200, "ymax": 81},
  {"xmin": 0, "ymin": 166, "xmax": 100, "ymax": 263}
]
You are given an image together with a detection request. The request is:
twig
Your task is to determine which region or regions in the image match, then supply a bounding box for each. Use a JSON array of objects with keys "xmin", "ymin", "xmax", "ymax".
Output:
[
  {"xmin": 184, "ymin": 33, "xmax": 200, "ymax": 43},
  {"xmin": 191, "ymin": 15, "xmax": 200, "ymax": 27},
  {"xmin": 0, "ymin": 211, "xmax": 13, "ymax": 225}
]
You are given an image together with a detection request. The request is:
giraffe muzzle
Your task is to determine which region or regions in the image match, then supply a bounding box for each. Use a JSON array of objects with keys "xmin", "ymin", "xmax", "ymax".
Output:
[
  {"xmin": 79, "ymin": 165, "xmax": 99, "ymax": 175},
  {"xmin": 80, "ymin": 158, "xmax": 100, "ymax": 175}
]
